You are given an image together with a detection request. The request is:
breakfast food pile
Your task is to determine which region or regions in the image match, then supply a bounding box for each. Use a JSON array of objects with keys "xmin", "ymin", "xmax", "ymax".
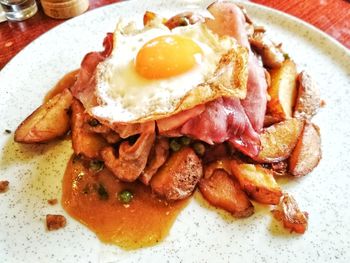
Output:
[{"xmin": 14, "ymin": 1, "xmax": 322, "ymax": 248}]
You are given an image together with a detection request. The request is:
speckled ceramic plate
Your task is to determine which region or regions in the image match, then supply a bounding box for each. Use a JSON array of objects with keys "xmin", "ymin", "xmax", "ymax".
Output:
[{"xmin": 1, "ymin": 1, "xmax": 350, "ymax": 262}]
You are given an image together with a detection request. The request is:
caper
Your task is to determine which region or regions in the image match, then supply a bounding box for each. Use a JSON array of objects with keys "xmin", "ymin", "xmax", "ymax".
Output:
[
  {"xmin": 118, "ymin": 190, "xmax": 134, "ymax": 204},
  {"xmin": 170, "ymin": 139, "xmax": 182, "ymax": 152},
  {"xmin": 193, "ymin": 142, "xmax": 206, "ymax": 156}
]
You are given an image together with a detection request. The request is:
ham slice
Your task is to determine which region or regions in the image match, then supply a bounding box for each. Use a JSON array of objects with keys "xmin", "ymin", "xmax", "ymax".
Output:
[
  {"xmin": 206, "ymin": 1, "xmax": 268, "ymax": 132},
  {"xmin": 181, "ymin": 97, "xmax": 260, "ymax": 157},
  {"xmin": 70, "ymin": 33, "xmax": 114, "ymax": 109}
]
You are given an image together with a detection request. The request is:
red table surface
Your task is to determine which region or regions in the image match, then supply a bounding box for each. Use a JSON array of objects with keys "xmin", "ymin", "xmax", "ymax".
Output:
[{"xmin": 0, "ymin": 0, "xmax": 349, "ymax": 70}]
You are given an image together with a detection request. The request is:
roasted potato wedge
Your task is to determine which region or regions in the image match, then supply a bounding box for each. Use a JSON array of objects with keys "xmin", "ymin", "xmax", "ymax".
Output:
[
  {"xmin": 15, "ymin": 89, "xmax": 73, "ymax": 143},
  {"xmin": 199, "ymin": 169, "xmax": 254, "ymax": 218},
  {"xmin": 150, "ymin": 147, "xmax": 202, "ymax": 201},
  {"xmin": 289, "ymin": 122, "xmax": 321, "ymax": 177},
  {"xmin": 249, "ymin": 31, "xmax": 285, "ymax": 69},
  {"xmin": 272, "ymin": 193, "xmax": 308, "ymax": 234},
  {"xmin": 255, "ymin": 118, "xmax": 304, "ymax": 163},
  {"xmin": 267, "ymin": 59, "xmax": 298, "ymax": 121},
  {"xmin": 230, "ymin": 160, "xmax": 282, "ymax": 205},
  {"xmin": 71, "ymin": 99, "xmax": 108, "ymax": 159},
  {"xmin": 293, "ymin": 71, "xmax": 321, "ymax": 119}
]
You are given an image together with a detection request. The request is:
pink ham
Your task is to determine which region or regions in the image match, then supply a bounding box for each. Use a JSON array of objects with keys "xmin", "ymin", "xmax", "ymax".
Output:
[
  {"xmin": 70, "ymin": 33, "xmax": 114, "ymax": 109},
  {"xmin": 206, "ymin": 1, "xmax": 268, "ymax": 132},
  {"xmin": 180, "ymin": 97, "xmax": 260, "ymax": 157}
]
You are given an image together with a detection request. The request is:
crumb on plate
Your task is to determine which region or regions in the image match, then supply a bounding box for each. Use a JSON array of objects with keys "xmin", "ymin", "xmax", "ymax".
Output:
[
  {"xmin": 46, "ymin": 214, "xmax": 67, "ymax": 231},
  {"xmin": 0, "ymin": 181, "xmax": 9, "ymax": 193}
]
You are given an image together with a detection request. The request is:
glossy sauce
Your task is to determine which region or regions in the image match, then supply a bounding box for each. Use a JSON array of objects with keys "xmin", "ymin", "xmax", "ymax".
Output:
[
  {"xmin": 44, "ymin": 69, "xmax": 79, "ymax": 102},
  {"xmin": 62, "ymin": 156, "xmax": 189, "ymax": 250}
]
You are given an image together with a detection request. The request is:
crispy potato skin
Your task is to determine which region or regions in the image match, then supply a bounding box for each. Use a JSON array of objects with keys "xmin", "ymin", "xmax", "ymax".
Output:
[
  {"xmin": 293, "ymin": 71, "xmax": 321, "ymax": 120},
  {"xmin": 267, "ymin": 60, "xmax": 298, "ymax": 121},
  {"xmin": 289, "ymin": 122, "xmax": 321, "ymax": 177},
  {"xmin": 15, "ymin": 89, "xmax": 73, "ymax": 143},
  {"xmin": 255, "ymin": 118, "xmax": 304, "ymax": 163},
  {"xmin": 272, "ymin": 193, "xmax": 308, "ymax": 234},
  {"xmin": 71, "ymin": 99, "xmax": 108, "ymax": 159},
  {"xmin": 230, "ymin": 160, "xmax": 282, "ymax": 205},
  {"xmin": 150, "ymin": 147, "xmax": 202, "ymax": 201},
  {"xmin": 199, "ymin": 169, "xmax": 254, "ymax": 218}
]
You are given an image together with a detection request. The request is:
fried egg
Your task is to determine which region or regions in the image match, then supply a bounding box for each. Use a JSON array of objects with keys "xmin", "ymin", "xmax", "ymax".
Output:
[{"xmin": 91, "ymin": 19, "xmax": 248, "ymax": 123}]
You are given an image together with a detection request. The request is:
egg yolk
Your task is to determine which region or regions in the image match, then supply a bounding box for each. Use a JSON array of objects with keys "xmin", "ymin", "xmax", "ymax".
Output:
[{"xmin": 135, "ymin": 35, "xmax": 202, "ymax": 79}]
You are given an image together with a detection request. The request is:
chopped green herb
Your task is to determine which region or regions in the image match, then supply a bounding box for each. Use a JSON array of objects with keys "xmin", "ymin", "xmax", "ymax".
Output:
[
  {"xmin": 118, "ymin": 190, "xmax": 134, "ymax": 204},
  {"xmin": 180, "ymin": 136, "xmax": 191, "ymax": 146},
  {"xmin": 89, "ymin": 160, "xmax": 104, "ymax": 172},
  {"xmin": 97, "ymin": 183, "xmax": 109, "ymax": 200},
  {"xmin": 193, "ymin": 142, "xmax": 206, "ymax": 156},
  {"xmin": 88, "ymin": 118, "xmax": 100, "ymax": 127},
  {"xmin": 4, "ymin": 129, "xmax": 11, "ymax": 134},
  {"xmin": 170, "ymin": 139, "xmax": 182, "ymax": 152}
]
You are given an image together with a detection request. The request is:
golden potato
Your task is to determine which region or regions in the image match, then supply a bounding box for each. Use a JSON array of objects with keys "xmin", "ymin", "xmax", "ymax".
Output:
[
  {"xmin": 150, "ymin": 147, "xmax": 202, "ymax": 201},
  {"xmin": 15, "ymin": 89, "xmax": 72, "ymax": 143},
  {"xmin": 230, "ymin": 160, "xmax": 282, "ymax": 205},
  {"xmin": 255, "ymin": 118, "xmax": 304, "ymax": 163},
  {"xmin": 271, "ymin": 193, "xmax": 308, "ymax": 234},
  {"xmin": 267, "ymin": 59, "xmax": 298, "ymax": 121},
  {"xmin": 71, "ymin": 99, "xmax": 108, "ymax": 159},
  {"xmin": 199, "ymin": 169, "xmax": 254, "ymax": 218},
  {"xmin": 293, "ymin": 71, "xmax": 321, "ymax": 120},
  {"xmin": 289, "ymin": 122, "xmax": 321, "ymax": 177}
]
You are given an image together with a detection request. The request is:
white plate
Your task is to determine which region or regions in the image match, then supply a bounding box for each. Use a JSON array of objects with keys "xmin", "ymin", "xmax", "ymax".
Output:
[{"xmin": 1, "ymin": 1, "xmax": 350, "ymax": 262}]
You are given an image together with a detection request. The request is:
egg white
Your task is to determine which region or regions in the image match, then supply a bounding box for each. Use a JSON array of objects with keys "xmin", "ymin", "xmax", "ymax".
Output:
[{"xmin": 92, "ymin": 20, "xmax": 240, "ymax": 123}]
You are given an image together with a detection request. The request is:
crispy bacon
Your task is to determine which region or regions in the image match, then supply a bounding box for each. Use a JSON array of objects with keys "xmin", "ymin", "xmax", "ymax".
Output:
[{"xmin": 101, "ymin": 121, "xmax": 155, "ymax": 182}]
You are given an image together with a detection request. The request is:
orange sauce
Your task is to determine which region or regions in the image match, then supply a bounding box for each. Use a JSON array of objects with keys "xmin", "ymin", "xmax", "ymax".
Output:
[
  {"xmin": 62, "ymin": 156, "xmax": 189, "ymax": 250},
  {"xmin": 44, "ymin": 69, "xmax": 79, "ymax": 102}
]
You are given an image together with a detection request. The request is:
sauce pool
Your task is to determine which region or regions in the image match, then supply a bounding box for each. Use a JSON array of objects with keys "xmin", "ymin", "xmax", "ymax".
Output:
[{"xmin": 62, "ymin": 156, "xmax": 189, "ymax": 250}]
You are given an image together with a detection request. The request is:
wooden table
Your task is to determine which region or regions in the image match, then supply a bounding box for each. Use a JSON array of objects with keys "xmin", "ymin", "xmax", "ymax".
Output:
[{"xmin": 0, "ymin": 0, "xmax": 349, "ymax": 70}]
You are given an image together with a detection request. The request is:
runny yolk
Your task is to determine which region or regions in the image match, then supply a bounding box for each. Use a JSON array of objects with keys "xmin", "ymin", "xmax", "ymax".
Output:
[{"xmin": 135, "ymin": 35, "xmax": 202, "ymax": 79}]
